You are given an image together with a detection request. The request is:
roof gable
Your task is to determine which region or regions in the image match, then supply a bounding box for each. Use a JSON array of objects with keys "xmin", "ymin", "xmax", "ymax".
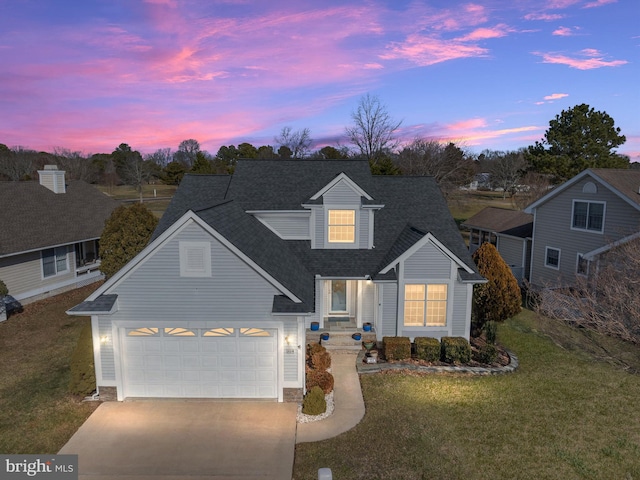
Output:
[
  {"xmin": 524, "ymin": 169, "xmax": 640, "ymax": 214},
  {"xmin": 309, "ymin": 172, "xmax": 373, "ymax": 201}
]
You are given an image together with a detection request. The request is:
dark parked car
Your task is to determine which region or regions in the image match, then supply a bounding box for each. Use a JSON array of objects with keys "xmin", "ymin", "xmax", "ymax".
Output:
[{"xmin": 2, "ymin": 295, "xmax": 23, "ymax": 317}]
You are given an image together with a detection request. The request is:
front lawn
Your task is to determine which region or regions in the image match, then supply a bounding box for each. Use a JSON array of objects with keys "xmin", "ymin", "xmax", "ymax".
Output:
[
  {"xmin": 0, "ymin": 285, "xmax": 100, "ymax": 454},
  {"xmin": 293, "ymin": 310, "xmax": 640, "ymax": 479}
]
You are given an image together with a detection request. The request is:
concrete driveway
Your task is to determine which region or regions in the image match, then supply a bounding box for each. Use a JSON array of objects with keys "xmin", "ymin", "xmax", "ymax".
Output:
[{"xmin": 59, "ymin": 400, "xmax": 298, "ymax": 480}]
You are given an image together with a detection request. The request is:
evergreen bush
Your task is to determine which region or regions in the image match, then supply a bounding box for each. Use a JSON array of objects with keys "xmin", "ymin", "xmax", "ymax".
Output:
[
  {"xmin": 476, "ymin": 344, "xmax": 498, "ymax": 364},
  {"xmin": 383, "ymin": 336, "xmax": 411, "ymax": 361},
  {"xmin": 302, "ymin": 386, "xmax": 326, "ymax": 416},
  {"xmin": 0, "ymin": 279, "xmax": 8, "ymax": 297},
  {"xmin": 414, "ymin": 337, "xmax": 441, "ymax": 362},
  {"xmin": 485, "ymin": 321, "xmax": 498, "ymax": 345},
  {"xmin": 441, "ymin": 337, "xmax": 472, "ymax": 364},
  {"xmin": 472, "ymin": 243, "xmax": 522, "ymax": 337},
  {"xmin": 68, "ymin": 322, "xmax": 96, "ymax": 396}
]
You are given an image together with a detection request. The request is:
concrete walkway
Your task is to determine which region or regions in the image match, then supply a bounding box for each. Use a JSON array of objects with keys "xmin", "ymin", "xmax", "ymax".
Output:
[{"xmin": 296, "ymin": 351, "xmax": 365, "ymax": 444}]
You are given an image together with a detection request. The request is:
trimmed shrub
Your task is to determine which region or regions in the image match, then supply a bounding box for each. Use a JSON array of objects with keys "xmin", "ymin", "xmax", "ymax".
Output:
[
  {"xmin": 383, "ymin": 336, "xmax": 411, "ymax": 361},
  {"xmin": 476, "ymin": 344, "xmax": 498, "ymax": 364},
  {"xmin": 414, "ymin": 337, "xmax": 441, "ymax": 362},
  {"xmin": 441, "ymin": 336, "xmax": 472, "ymax": 364},
  {"xmin": 68, "ymin": 322, "xmax": 96, "ymax": 396},
  {"xmin": 305, "ymin": 367, "xmax": 334, "ymax": 394},
  {"xmin": 485, "ymin": 321, "xmax": 498, "ymax": 345},
  {"xmin": 302, "ymin": 386, "xmax": 326, "ymax": 416},
  {"xmin": 0, "ymin": 279, "xmax": 8, "ymax": 297}
]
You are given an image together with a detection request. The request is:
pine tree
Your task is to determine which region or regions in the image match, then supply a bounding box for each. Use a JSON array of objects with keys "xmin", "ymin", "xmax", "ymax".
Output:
[
  {"xmin": 99, "ymin": 203, "xmax": 158, "ymax": 279},
  {"xmin": 471, "ymin": 243, "xmax": 521, "ymax": 336}
]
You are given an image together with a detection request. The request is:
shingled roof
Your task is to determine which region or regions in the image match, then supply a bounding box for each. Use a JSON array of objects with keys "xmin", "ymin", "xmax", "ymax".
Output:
[
  {"xmin": 152, "ymin": 159, "xmax": 483, "ymax": 308},
  {"xmin": 462, "ymin": 207, "xmax": 533, "ymax": 239},
  {"xmin": 0, "ymin": 180, "xmax": 120, "ymax": 257}
]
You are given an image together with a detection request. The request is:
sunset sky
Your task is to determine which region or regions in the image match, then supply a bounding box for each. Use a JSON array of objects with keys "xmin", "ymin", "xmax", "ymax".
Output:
[{"xmin": 1, "ymin": 0, "xmax": 638, "ymax": 161}]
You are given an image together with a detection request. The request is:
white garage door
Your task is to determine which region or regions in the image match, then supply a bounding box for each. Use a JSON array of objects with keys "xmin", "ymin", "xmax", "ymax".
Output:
[{"xmin": 121, "ymin": 327, "xmax": 278, "ymax": 399}]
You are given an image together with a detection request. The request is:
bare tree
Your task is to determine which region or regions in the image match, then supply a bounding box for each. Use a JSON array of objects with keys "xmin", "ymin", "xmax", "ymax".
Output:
[
  {"xmin": 274, "ymin": 127, "xmax": 312, "ymax": 159},
  {"xmin": 345, "ymin": 94, "xmax": 402, "ymax": 165},
  {"xmin": 397, "ymin": 139, "xmax": 475, "ymax": 196},
  {"xmin": 511, "ymin": 172, "xmax": 552, "ymax": 210},
  {"xmin": 0, "ymin": 145, "xmax": 35, "ymax": 181},
  {"xmin": 53, "ymin": 148, "xmax": 98, "ymax": 182},
  {"xmin": 536, "ymin": 234, "xmax": 640, "ymax": 344},
  {"xmin": 145, "ymin": 148, "xmax": 173, "ymax": 168},
  {"xmin": 174, "ymin": 139, "xmax": 200, "ymax": 168},
  {"xmin": 488, "ymin": 150, "xmax": 528, "ymax": 199}
]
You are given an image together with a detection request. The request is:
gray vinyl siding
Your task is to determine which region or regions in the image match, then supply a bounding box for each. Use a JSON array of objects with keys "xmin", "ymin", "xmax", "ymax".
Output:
[
  {"xmin": 98, "ymin": 317, "xmax": 116, "ymax": 381},
  {"xmin": 253, "ymin": 213, "xmax": 310, "ymax": 239},
  {"xmin": 380, "ymin": 283, "xmax": 398, "ymax": 337},
  {"xmin": 279, "ymin": 317, "xmax": 299, "ymax": 383},
  {"xmin": 323, "ymin": 180, "xmax": 362, "ymax": 204},
  {"xmin": 451, "ymin": 284, "xmax": 469, "ymax": 337},
  {"xmin": 108, "ymin": 222, "xmax": 281, "ymax": 322},
  {"xmin": 404, "ymin": 242, "xmax": 451, "ymax": 279},
  {"xmin": 530, "ymin": 177, "xmax": 640, "ymax": 287},
  {"xmin": 497, "ymin": 236, "xmax": 525, "ymax": 267},
  {"xmin": 0, "ymin": 247, "xmax": 76, "ymax": 299}
]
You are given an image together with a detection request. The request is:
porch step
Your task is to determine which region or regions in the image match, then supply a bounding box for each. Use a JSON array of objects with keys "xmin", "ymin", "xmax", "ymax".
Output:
[{"xmin": 307, "ymin": 331, "xmax": 378, "ymax": 352}]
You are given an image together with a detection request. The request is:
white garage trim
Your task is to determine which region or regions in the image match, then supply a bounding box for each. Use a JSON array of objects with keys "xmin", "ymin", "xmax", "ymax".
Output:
[{"xmin": 111, "ymin": 321, "xmax": 284, "ymax": 402}]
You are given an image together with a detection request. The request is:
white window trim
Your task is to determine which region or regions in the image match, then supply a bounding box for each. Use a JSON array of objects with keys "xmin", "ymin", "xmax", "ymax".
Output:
[
  {"xmin": 324, "ymin": 206, "xmax": 359, "ymax": 249},
  {"xmin": 570, "ymin": 200, "xmax": 606, "ymax": 234},
  {"xmin": 41, "ymin": 246, "xmax": 69, "ymax": 279},
  {"xmin": 401, "ymin": 282, "xmax": 451, "ymax": 329},
  {"xmin": 544, "ymin": 246, "xmax": 561, "ymax": 270},
  {"xmin": 576, "ymin": 253, "xmax": 590, "ymax": 277},
  {"xmin": 179, "ymin": 241, "xmax": 212, "ymax": 277}
]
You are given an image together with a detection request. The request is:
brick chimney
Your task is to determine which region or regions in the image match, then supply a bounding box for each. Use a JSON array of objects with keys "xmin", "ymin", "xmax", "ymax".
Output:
[{"xmin": 38, "ymin": 165, "xmax": 66, "ymax": 194}]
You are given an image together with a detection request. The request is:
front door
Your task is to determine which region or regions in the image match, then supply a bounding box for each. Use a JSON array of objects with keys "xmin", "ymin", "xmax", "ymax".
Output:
[{"xmin": 330, "ymin": 280, "xmax": 348, "ymax": 313}]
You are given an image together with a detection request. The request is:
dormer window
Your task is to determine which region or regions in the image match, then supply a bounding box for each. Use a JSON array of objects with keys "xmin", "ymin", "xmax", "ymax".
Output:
[{"xmin": 328, "ymin": 210, "xmax": 355, "ymax": 243}]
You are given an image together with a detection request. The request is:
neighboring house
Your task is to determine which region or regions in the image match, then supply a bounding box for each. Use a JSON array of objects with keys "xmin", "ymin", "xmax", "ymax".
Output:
[
  {"xmin": 462, "ymin": 207, "xmax": 533, "ymax": 284},
  {"xmin": 68, "ymin": 159, "xmax": 485, "ymax": 402},
  {"xmin": 524, "ymin": 168, "xmax": 640, "ymax": 288},
  {"xmin": 0, "ymin": 166, "xmax": 120, "ymax": 304}
]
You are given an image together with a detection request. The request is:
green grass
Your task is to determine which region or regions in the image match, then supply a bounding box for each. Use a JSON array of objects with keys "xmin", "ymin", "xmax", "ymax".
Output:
[
  {"xmin": 0, "ymin": 285, "xmax": 100, "ymax": 454},
  {"xmin": 447, "ymin": 190, "xmax": 516, "ymax": 225},
  {"xmin": 293, "ymin": 310, "xmax": 640, "ymax": 479}
]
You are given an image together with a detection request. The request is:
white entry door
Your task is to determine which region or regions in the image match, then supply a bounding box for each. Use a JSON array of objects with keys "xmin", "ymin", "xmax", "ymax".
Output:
[{"xmin": 120, "ymin": 326, "xmax": 278, "ymax": 399}]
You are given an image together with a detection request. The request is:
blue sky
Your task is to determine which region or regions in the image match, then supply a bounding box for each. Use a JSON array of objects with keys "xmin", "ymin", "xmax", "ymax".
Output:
[{"xmin": 1, "ymin": 0, "xmax": 637, "ymax": 161}]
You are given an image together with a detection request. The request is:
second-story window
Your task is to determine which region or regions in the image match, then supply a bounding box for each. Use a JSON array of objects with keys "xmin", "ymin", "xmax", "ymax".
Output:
[
  {"xmin": 328, "ymin": 210, "xmax": 355, "ymax": 243},
  {"xmin": 572, "ymin": 201, "xmax": 604, "ymax": 233}
]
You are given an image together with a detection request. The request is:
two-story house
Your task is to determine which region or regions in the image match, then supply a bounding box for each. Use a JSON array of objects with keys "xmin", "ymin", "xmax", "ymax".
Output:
[
  {"xmin": 524, "ymin": 168, "xmax": 640, "ymax": 288},
  {"xmin": 0, "ymin": 166, "xmax": 119, "ymax": 305},
  {"xmin": 68, "ymin": 159, "xmax": 485, "ymax": 402}
]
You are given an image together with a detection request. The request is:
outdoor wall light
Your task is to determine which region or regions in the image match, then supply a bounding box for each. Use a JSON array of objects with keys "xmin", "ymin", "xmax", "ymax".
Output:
[
  {"xmin": 285, "ymin": 335, "xmax": 292, "ymax": 345},
  {"xmin": 100, "ymin": 335, "xmax": 110, "ymax": 344}
]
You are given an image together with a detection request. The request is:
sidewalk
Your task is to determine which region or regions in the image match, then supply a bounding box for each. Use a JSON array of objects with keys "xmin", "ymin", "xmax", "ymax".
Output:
[{"xmin": 295, "ymin": 351, "xmax": 365, "ymax": 444}]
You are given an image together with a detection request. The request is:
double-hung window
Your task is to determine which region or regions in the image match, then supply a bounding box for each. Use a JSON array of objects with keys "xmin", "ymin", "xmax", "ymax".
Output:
[
  {"xmin": 42, "ymin": 247, "xmax": 69, "ymax": 277},
  {"xmin": 545, "ymin": 247, "xmax": 560, "ymax": 270},
  {"xmin": 404, "ymin": 284, "xmax": 448, "ymax": 327},
  {"xmin": 328, "ymin": 210, "xmax": 355, "ymax": 243},
  {"xmin": 572, "ymin": 201, "xmax": 604, "ymax": 233}
]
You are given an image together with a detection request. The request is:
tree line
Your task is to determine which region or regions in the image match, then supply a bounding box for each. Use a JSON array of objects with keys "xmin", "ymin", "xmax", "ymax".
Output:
[{"xmin": 1, "ymin": 96, "xmax": 633, "ymax": 202}]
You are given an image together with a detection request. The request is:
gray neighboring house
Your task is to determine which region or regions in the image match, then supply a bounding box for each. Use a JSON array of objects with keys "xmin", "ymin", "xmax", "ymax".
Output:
[
  {"xmin": 68, "ymin": 159, "xmax": 485, "ymax": 402},
  {"xmin": 462, "ymin": 207, "xmax": 533, "ymax": 284},
  {"xmin": 524, "ymin": 168, "xmax": 640, "ymax": 288},
  {"xmin": 0, "ymin": 166, "xmax": 120, "ymax": 304}
]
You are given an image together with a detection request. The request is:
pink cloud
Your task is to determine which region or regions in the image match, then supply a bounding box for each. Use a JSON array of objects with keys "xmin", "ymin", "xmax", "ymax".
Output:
[
  {"xmin": 544, "ymin": 93, "xmax": 569, "ymax": 100},
  {"xmin": 456, "ymin": 24, "xmax": 513, "ymax": 41},
  {"xmin": 535, "ymin": 49, "xmax": 628, "ymax": 69},
  {"xmin": 447, "ymin": 118, "xmax": 488, "ymax": 131},
  {"xmin": 524, "ymin": 13, "xmax": 565, "ymax": 20},
  {"xmin": 583, "ymin": 0, "xmax": 617, "ymax": 8},
  {"xmin": 552, "ymin": 26, "xmax": 576, "ymax": 36},
  {"xmin": 381, "ymin": 34, "xmax": 488, "ymax": 66}
]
